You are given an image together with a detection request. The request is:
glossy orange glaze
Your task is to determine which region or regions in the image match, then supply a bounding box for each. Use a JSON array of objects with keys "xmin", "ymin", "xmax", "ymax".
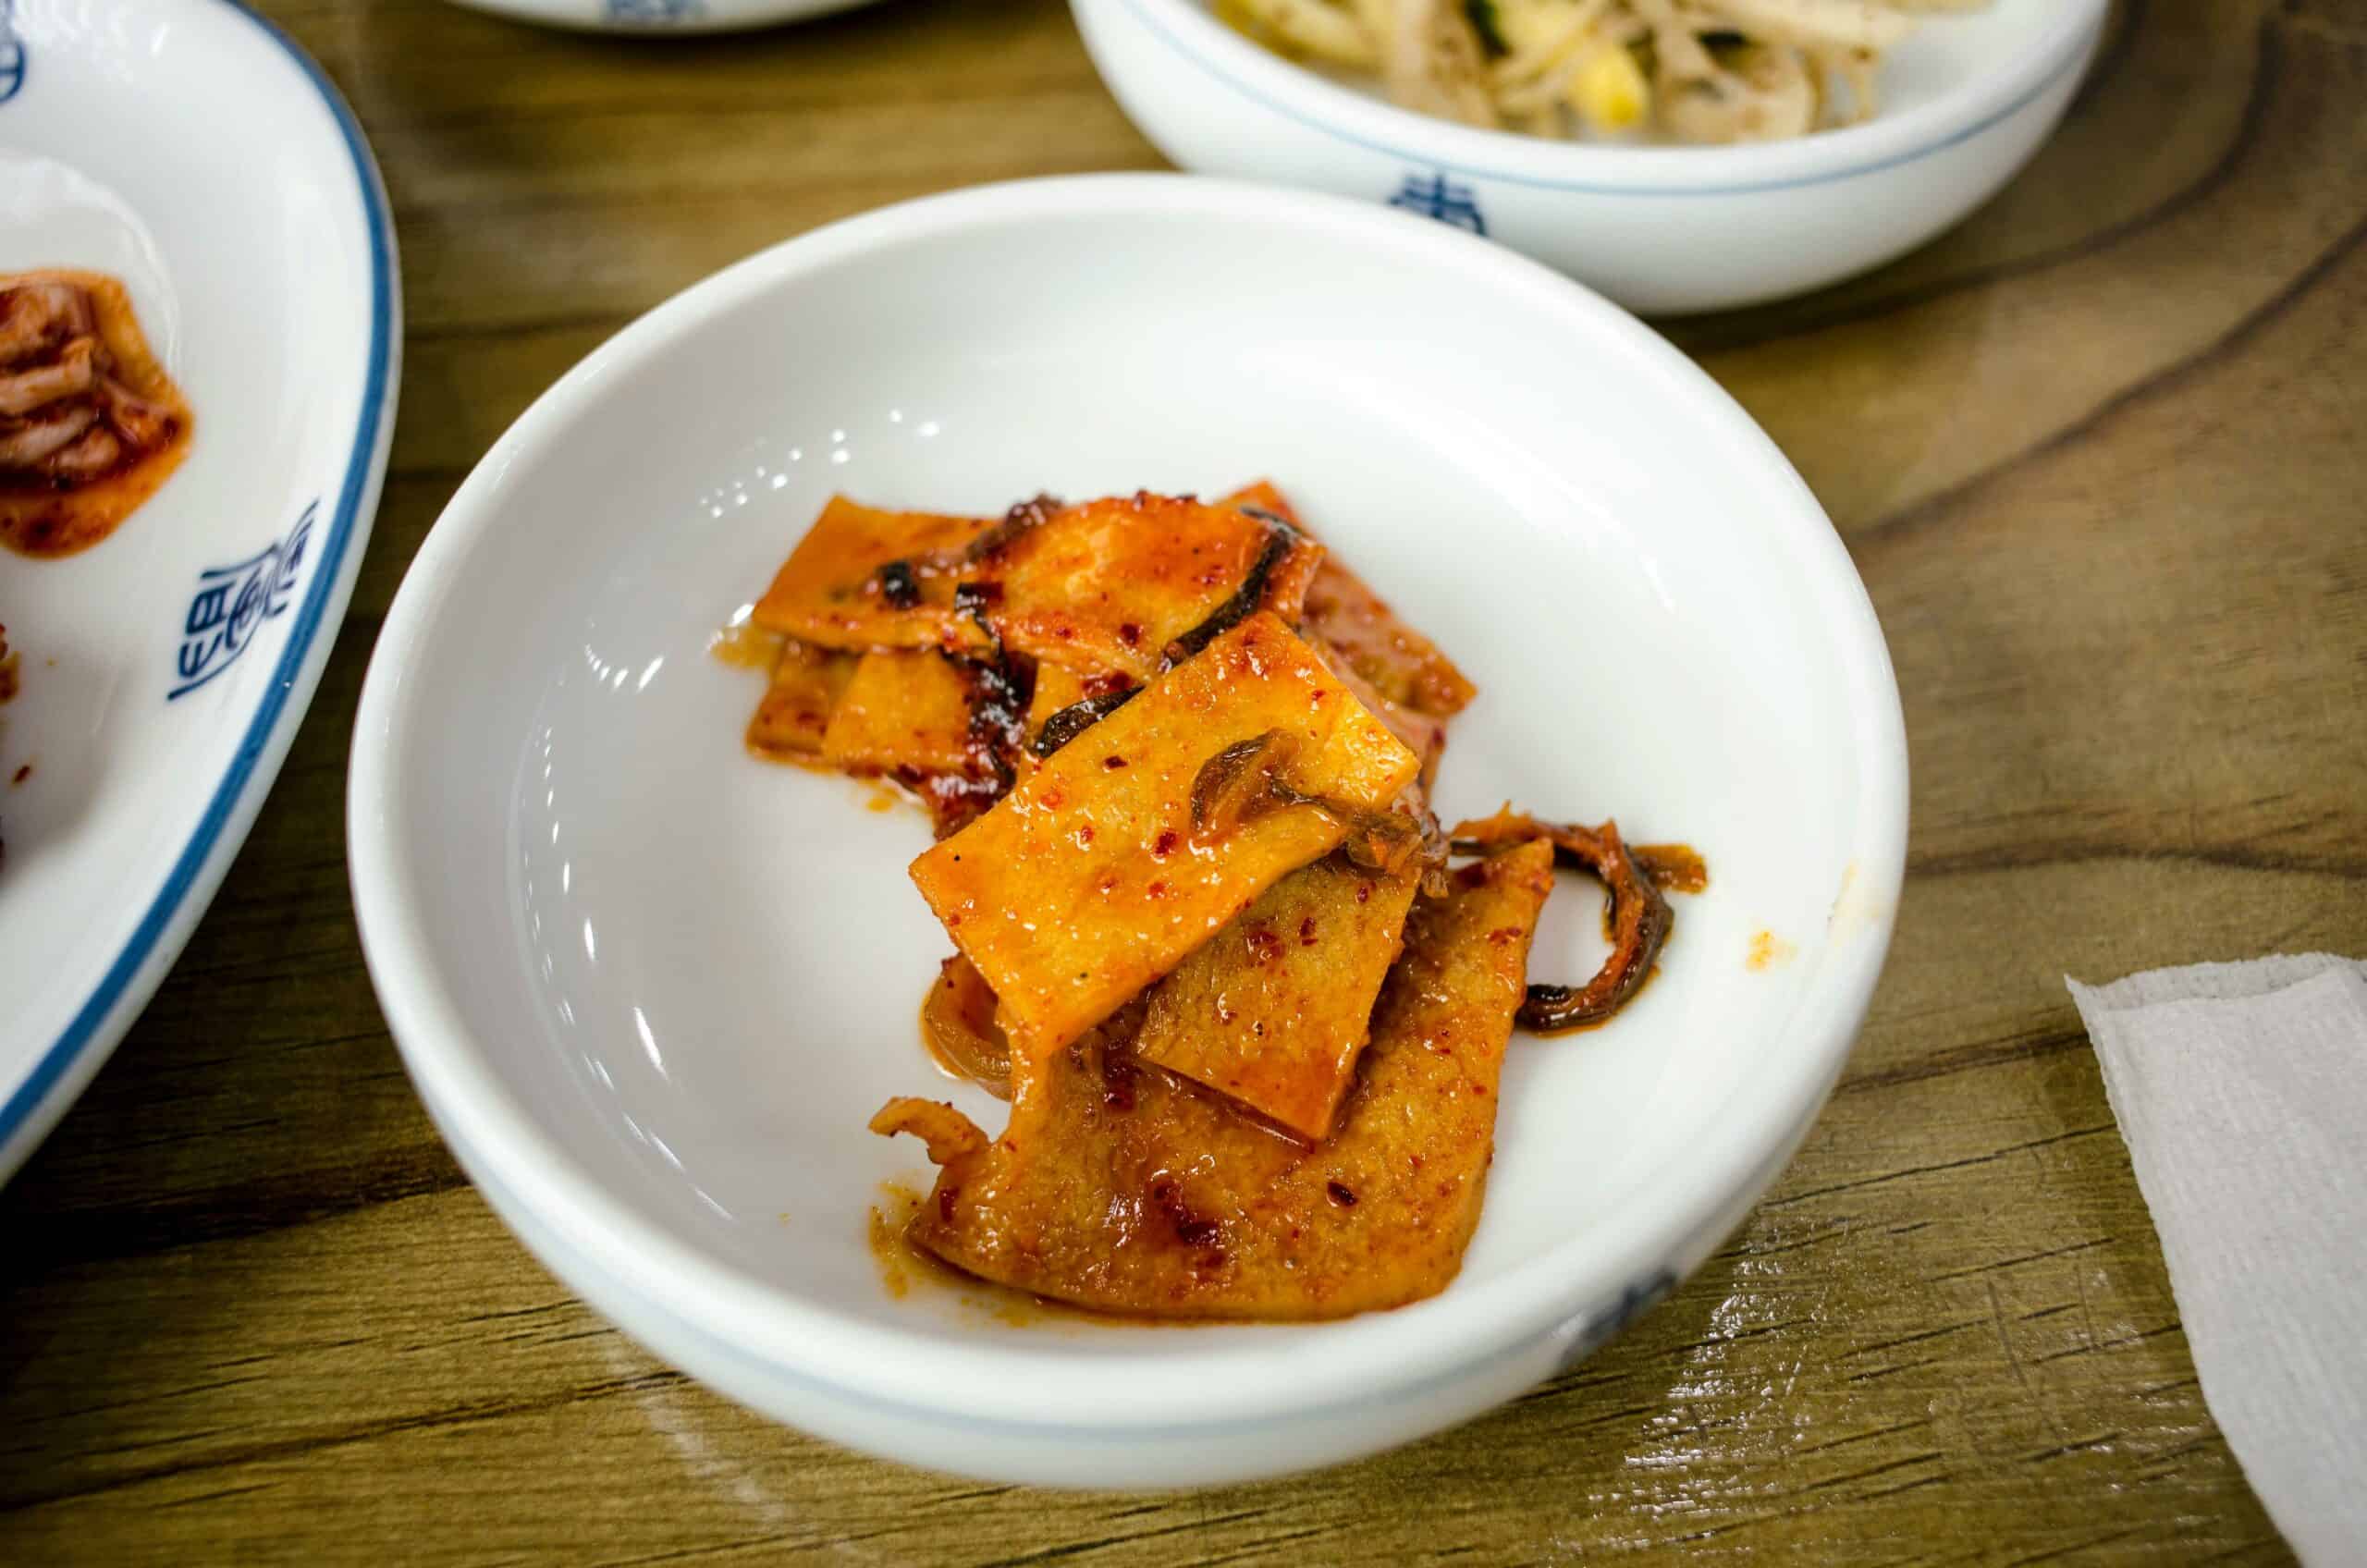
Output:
[
  {"xmin": 889, "ymin": 839, "xmax": 1552, "ymax": 1318},
  {"xmin": 869, "ymin": 1097, "xmax": 990, "ymax": 1168},
  {"xmin": 0, "ymin": 272, "xmax": 193, "ymax": 558},
  {"xmin": 1314, "ymin": 632, "xmax": 1449, "ymax": 790},
  {"xmin": 1215, "ymin": 479, "xmax": 1300, "ymax": 527},
  {"xmin": 748, "ymin": 495, "xmax": 990, "ymax": 651},
  {"xmin": 907, "ymin": 612, "xmax": 1418, "ymax": 1063},
  {"xmin": 867, "ymin": 1199, "xmax": 914, "ymax": 1300},
  {"xmin": 1454, "ymin": 808, "xmax": 1674, "ymax": 1034},
  {"xmin": 1016, "ymin": 661, "xmax": 1093, "ymax": 780},
  {"xmin": 742, "ymin": 639, "xmax": 855, "ymax": 759},
  {"xmin": 1023, "ymin": 661, "xmax": 1091, "ymax": 729},
  {"xmin": 820, "ymin": 650, "xmax": 980, "ymax": 776},
  {"xmin": 889, "ymin": 770, "xmax": 1002, "ymax": 839},
  {"xmin": 1135, "ymin": 852, "xmax": 1419, "ymax": 1141},
  {"xmin": 1636, "ymin": 842, "xmax": 1710, "ymax": 893},
  {"xmin": 705, "ymin": 617, "xmax": 783, "ymax": 670},
  {"xmin": 1219, "ymin": 480, "xmax": 1327, "ymax": 627},
  {"xmin": 918, "ymin": 954, "xmax": 1011, "ymax": 1098},
  {"xmin": 864, "ymin": 1177, "xmax": 1173, "ymax": 1331},
  {"xmin": 987, "ymin": 493, "xmax": 1314, "ymax": 682}
]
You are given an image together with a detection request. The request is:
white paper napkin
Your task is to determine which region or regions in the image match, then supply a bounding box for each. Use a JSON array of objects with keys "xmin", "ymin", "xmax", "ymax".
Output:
[{"xmin": 2068, "ymin": 954, "xmax": 2367, "ymax": 1565}]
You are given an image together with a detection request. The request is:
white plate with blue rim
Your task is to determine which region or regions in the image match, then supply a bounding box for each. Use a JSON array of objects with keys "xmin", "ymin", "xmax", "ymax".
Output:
[
  {"xmin": 441, "ymin": 0, "xmax": 890, "ymax": 35},
  {"xmin": 0, "ymin": 0, "xmax": 398, "ymax": 1180}
]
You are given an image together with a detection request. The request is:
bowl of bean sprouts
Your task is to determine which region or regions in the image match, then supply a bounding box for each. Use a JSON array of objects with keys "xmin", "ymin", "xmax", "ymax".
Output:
[{"xmin": 1071, "ymin": 0, "xmax": 2107, "ymax": 312}]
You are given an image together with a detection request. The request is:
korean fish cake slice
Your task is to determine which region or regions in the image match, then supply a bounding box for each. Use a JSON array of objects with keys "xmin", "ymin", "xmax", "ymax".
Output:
[
  {"xmin": 982, "ymin": 493, "xmax": 1322, "ymax": 683},
  {"xmin": 1134, "ymin": 852, "xmax": 1421, "ymax": 1142},
  {"xmin": 907, "ymin": 611, "xmax": 1417, "ymax": 1062},
  {"xmin": 820, "ymin": 649, "xmax": 980, "ymax": 777},
  {"xmin": 749, "ymin": 491, "xmax": 1321, "ymax": 687},
  {"xmin": 744, "ymin": 639, "xmax": 857, "ymax": 759},
  {"xmin": 877, "ymin": 838, "xmax": 1554, "ymax": 1318},
  {"xmin": 749, "ymin": 495, "xmax": 990, "ymax": 652}
]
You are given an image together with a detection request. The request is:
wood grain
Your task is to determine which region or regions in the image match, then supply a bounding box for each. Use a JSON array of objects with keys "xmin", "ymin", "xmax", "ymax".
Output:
[{"xmin": 3, "ymin": 0, "xmax": 2361, "ymax": 1560}]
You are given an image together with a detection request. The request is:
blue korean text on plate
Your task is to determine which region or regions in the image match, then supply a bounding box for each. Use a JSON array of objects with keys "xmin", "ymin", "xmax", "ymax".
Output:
[
  {"xmin": 1389, "ymin": 171, "xmax": 1486, "ymax": 237},
  {"xmin": 605, "ymin": 0, "xmax": 704, "ymax": 23},
  {"xmin": 0, "ymin": 0, "xmax": 25, "ymax": 106},
  {"xmin": 171, "ymin": 499, "xmax": 315, "ymax": 701}
]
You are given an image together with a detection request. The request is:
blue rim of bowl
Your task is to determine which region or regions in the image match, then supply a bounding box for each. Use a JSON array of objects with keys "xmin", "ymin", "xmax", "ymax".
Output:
[
  {"xmin": 440, "ymin": 0, "xmax": 885, "ymax": 36},
  {"xmin": 0, "ymin": 1, "xmax": 396, "ymax": 1164},
  {"xmin": 1112, "ymin": 0, "xmax": 2098, "ymax": 197}
]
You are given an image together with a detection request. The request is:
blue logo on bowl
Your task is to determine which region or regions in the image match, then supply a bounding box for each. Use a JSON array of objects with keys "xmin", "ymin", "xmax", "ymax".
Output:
[
  {"xmin": 1557, "ymin": 1268, "xmax": 1678, "ymax": 1372},
  {"xmin": 604, "ymin": 0, "xmax": 704, "ymax": 23},
  {"xmin": 1388, "ymin": 171, "xmax": 1486, "ymax": 237},
  {"xmin": 169, "ymin": 499, "xmax": 315, "ymax": 701},
  {"xmin": 0, "ymin": 0, "xmax": 26, "ymax": 106}
]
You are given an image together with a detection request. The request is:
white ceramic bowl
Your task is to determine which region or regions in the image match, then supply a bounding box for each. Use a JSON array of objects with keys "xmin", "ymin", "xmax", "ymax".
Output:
[
  {"xmin": 350, "ymin": 174, "xmax": 1907, "ymax": 1487},
  {"xmin": 0, "ymin": 0, "xmax": 397, "ymax": 1180},
  {"xmin": 1072, "ymin": 0, "xmax": 2107, "ymax": 313},
  {"xmin": 441, "ymin": 0, "xmax": 886, "ymax": 34}
]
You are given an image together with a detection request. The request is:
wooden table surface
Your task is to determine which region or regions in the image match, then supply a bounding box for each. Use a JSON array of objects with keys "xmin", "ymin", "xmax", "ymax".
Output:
[{"xmin": 5, "ymin": 0, "xmax": 2363, "ymax": 1561}]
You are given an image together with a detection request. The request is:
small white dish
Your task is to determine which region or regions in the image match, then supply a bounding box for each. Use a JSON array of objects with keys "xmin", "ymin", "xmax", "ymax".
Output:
[
  {"xmin": 350, "ymin": 174, "xmax": 1907, "ymax": 1487},
  {"xmin": 1072, "ymin": 0, "xmax": 2107, "ymax": 313},
  {"xmin": 441, "ymin": 0, "xmax": 888, "ymax": 34},
  {"xmin": 0, "ymin": 0, "xmax": 398, "ymax": 1179}
]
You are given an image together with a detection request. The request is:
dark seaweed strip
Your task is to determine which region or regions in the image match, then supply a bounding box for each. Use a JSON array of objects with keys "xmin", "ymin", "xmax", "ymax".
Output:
[
  {"xmin": 873, "ymin": 558, "xmax": 921, "ymax": 608},
  {"xmin": 861, "ymin": 494, "xmax": 1059, "ymax": 606},
  {"xmin": 961, "ymin": 493, "xmax": 1062, "ymax": 566},
  {"xmin": 1159, "ymin": 509, "xmax": 1304, "ymax": 669},
  {"xmin": 953, "ymin": 580, "xmax": 1004, "ymax": 647},
  {"xmin": 1017, "ymin": 504, "xmax": 1308, "ymax": 762},
  {"xmin": 955, "ymin": 648, "xmax": 1033, "ymax": 791},
  {"xmin": 1030, "ymin": 688, "xmax": 1141, "ymax": 759},
  {"xmin": 1188, "ymin": 731, "xmax": 1290, "ymax": 835},
  {"xmin": 1465, "ymin": 0, "xmax": 1509, "ymax": 55},
  {"xmin": 1450, "ymin": 812, "xmax": 1674, "ymax": 1033},
  {"xmin": 928, "ymin": 576, "xmax": 1030, "ymax": 791},
  {"xmin": 1185, "ymin": 729, "xmax": 1426, "ymax": 876}
]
